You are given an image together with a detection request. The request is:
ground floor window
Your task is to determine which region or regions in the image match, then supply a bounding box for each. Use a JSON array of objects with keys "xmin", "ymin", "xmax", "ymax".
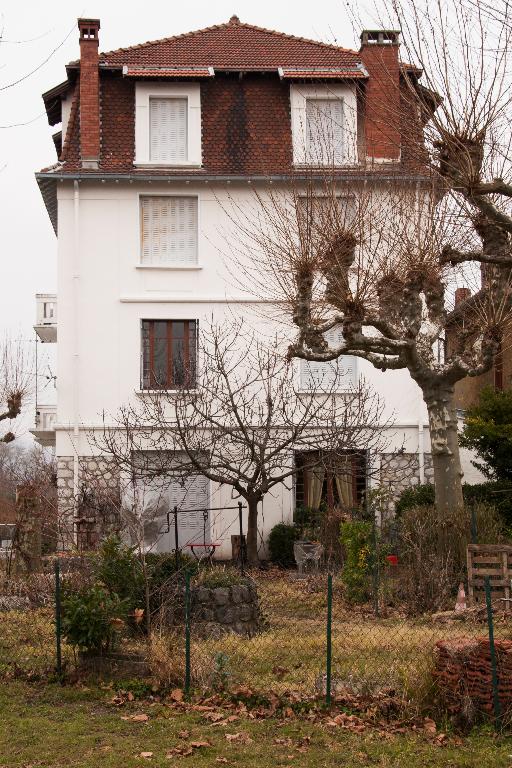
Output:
[{"xmin": 294, "ymin": 450, "xmax": 366, "ymax": 512}]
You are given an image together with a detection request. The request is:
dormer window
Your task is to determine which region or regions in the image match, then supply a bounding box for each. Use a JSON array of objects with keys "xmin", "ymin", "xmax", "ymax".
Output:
[
  {"xmin": 135, "ymin": 83, "xmax": 201, "ymax": 167},
  {"xmin": 150, "ymin": 97, "xmax": 188, "ymax": 163},
  {"xmin": 290, "ymin": 84, "xmax": 357, "ymax": 166}
]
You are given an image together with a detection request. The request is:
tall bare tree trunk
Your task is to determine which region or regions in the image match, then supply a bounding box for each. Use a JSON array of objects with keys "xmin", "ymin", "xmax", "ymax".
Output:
[
  {"xmin": 246, "ymin": 497, "xmax": 260, "ymax": 565},
  {"xmin": 424, "ymin": 385, "xmax": 464, "ymax": 514}
]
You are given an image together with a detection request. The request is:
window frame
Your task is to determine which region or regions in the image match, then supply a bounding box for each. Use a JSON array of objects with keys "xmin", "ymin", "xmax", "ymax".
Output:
[
  {"xmin": 135, "ymin": 82, "xmax": 202, "ymax": 167},
  {"xmin": 139, "ymin": 193, "xmax": 200, "ymax": 268},
  {"xmin": 141, "ymin": 319, "xmax": 199, "ymax": 391},
  {"xmin": 296, "ymin": 326, "xmax": 357, "ymax": 393},
  {"xmin": 290, "ymin": 84, "xmax": 358, "ymax": 167}
]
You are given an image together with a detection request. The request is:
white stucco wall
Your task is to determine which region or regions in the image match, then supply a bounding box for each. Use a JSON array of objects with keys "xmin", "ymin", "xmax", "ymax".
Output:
[{"xmin": 55, "ymin": 179, "xmax": 433, "ymax": 557}]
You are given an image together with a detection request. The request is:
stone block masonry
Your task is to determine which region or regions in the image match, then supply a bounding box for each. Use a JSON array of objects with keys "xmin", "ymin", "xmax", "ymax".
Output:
[
  {"xmin": 192, "ymin": 583, "xmax": 262, "ymax": 636},
  {"xmin": 56, "ymin": 455, "xmax": 121, "ymax": 550}
]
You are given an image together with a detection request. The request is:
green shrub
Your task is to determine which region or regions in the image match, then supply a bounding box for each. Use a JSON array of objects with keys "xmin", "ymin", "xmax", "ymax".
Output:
[
  {"xmin": 93, "ymin": 536, "xmax": 145, "ymax": 611},
  {"xmin": 339, "ymin": 520, "xmax": 375, "ymax": 604},
  {"xmin": 61, "ymin": 583, "xmax": 128, "ymax": 654},
  {"xmin": 268, "ymin": 523, "xmax": 300, "ymax": 568},
  {"xmin": 459, "ymin": 387, "xmax": 512, "ymax": 481},
  {"xmin": 462, "ymin": 481, "xmax": 512, "ymax": 531},
  {"xmin": 395, "ymin": 484, "xmax": 435, "ymax": 515}
]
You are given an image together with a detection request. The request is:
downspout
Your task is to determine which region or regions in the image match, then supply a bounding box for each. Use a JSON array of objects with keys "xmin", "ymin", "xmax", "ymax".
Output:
[
  {"xmin": 72, "ymin": 180, "xmax": 80, "ymax": 545},
  {"xmin": 418, "ymin": 388, "xmax": 425, "ymax": 485}
]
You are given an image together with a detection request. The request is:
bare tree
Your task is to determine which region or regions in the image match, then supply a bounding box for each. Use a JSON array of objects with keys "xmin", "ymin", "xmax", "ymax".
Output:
[
  {"xmin": 227, "ymin": 0, "xmax": 512, "ymax": 515},
  {"xmin": 94, "ymin": 320, "xmax": 392, "ymax": 564},
  {"xmin": 0, "ymin": 337, "xmax": 32, "ymax": 443}
]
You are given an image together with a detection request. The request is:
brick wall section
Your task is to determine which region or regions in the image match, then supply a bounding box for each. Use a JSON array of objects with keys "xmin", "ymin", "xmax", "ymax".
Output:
[
  {"xmin": 59, "ymin": 71, "xmax": 426, "ymax": 175},
  {"xmin": 78, "ymin": 29, "xmax": 101, "ymax": 163},
  {"xmin": 360, "ymin": 43, "xmax": 401, "ymax": 160},
  {"xmin": 399, "ymin": 79, "xmax": 429, "ymax": 171},
  {"xmin": 201, "ymin": 75, "xmax": 292, "ymax": 174},
  {"xmin": 100, "ymin": 73, "xmax": 135, "ymax": 170}
]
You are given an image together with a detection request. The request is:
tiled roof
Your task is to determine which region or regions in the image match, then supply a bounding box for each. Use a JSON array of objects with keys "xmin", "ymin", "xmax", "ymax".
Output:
[
  {"xmin": 278, "ymin": 66, "xmax": 367, "ymax": 80},
  {"xmin": 81, "ymin": 17, "xmax": 362, "ymax": 71},
  {"xmin": 122, "ymin": 66, "xmax": 214, "ymax": 78}
]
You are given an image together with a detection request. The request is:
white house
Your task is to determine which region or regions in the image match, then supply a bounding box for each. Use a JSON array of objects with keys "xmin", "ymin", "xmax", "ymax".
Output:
[{"xmin": 35, "ymin": 17, "xmax": 449, "ymax": 559}]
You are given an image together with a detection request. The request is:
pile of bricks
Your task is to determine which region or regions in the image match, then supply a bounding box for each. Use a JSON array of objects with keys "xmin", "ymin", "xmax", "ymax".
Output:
[{"xmin": 434, "ymin": 637, "xmax": 512, "ymax": 715}]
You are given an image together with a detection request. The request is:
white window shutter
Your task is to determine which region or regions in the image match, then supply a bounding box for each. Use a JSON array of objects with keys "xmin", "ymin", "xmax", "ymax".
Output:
[
  {"xmin": 306, "ymin": 98, "xmax": 344, "ymax": 165},
  {"xmin": 150, "ymin": 97, "xmax": 188, "ymax": 164},
  {"xmin": 141, "ymin": 196, "xmax": 198, "ymax": 265},
  {"xmin": 299, "ymin": 325, "xmax": 356, "ymax": 391}
]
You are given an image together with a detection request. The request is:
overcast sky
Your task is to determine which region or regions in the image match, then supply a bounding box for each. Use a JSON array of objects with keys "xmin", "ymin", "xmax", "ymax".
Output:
[{"xmin": 0, "ymin": 0, "xmax": 379, "ymax": 437}]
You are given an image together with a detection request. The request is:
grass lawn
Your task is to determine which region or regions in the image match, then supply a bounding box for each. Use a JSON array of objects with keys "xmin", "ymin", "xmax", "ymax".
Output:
[{"xmin": 1, "ymin": 681, "xmax": 512, "ymax": 768}]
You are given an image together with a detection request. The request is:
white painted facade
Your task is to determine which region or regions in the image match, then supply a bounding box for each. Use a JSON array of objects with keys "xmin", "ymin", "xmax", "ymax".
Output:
[{"xmin": 50, "ymin": 178, "xmax": 444, "ymax": 558}]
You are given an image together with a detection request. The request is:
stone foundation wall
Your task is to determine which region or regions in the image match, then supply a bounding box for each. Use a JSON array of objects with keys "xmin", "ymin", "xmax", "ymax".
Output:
[
  {"xmin": 56, "ymin": 455, "xmax": 121, "ymax": 550},
  {"xmin": 379, "ymin": 452, "xmax": 434, "ymax": 515},
  {"xmin": 192, "ymin": 583, "xmax": 261, "ymax": 636}
]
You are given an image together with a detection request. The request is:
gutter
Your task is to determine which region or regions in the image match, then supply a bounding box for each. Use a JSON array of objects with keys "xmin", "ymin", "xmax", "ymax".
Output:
[{"xmin": 35, "ymin": 170, "xmax": 435, "ymax": 235}]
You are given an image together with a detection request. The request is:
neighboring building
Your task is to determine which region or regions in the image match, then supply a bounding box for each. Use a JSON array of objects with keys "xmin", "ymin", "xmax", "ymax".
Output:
[
  {"xmin": 449, "ymin": 287, "xmax": 512, "ymax": 410},
  {"xmin": 37, "ymin": 17, "xmax": 444, "ymax": 557}
]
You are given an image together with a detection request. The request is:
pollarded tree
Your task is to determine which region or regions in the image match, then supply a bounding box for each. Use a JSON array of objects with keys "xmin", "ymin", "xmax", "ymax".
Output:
[
  {"xmin": 231, "ymin": 0, "xmax": 512, "ymax": 514},
  {"xmin": 95, "ymin": 320, "xmax": 392, "ymax": 564}
]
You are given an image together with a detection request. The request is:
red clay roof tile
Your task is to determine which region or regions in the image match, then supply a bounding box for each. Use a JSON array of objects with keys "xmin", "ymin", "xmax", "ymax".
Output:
[{"xmin": 70, "ymin": 18, "xmax": 362, "ymax": 71}]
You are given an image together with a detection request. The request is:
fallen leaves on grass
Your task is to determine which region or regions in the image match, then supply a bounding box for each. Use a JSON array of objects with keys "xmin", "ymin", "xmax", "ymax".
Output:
[
  {"xmin": 121, "ymin": 713, "xmax": 149, "ymax": 723},
  {"xmin": 166, "ymin": 741, "xmax": 211, "ymax": 758},
  {"xmin": 225, "ymin": 732, "xmax": 254, "ymax": 744}
]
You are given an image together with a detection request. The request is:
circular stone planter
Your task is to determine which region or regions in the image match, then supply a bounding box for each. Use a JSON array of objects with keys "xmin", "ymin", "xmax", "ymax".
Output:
[{"xmin": 192, "ymin": 582, "xmax": 262, "ymax": 636}]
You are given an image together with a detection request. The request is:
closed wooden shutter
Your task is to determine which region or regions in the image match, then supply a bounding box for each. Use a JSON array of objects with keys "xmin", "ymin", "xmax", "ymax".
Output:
[
  {"xmin": 150, "ymin": 97, "xmax": 188, "ymax": 164},
  {"xmin": 141, "ymin": 196, "xmax": 198, "ymax": 265},
  {"xmin": 306, "ymin": 98, "xmax": 344, "ymax": 165},
  {"xmin": 300, "ymin": 326, "xmax": 356, "ymax": 391},
  {"xmin": 136, "ymin": 463, "xmax": 209, "ymax": 553}
]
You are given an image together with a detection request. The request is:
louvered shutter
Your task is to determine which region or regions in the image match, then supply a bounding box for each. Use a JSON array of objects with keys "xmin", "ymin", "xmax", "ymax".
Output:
[
  {"xmin": 149, "ymin": 97, "xmax": 188, "ymax": 164},
  {"xmin": 141, "ymin": 196, "xmax": 198, "ymax": 265},
  {"xmin": 300, "ymin": 326, "xmax": 356, "ymax": 391},
  {"xmin": 306, "ymin": 98, "xmax": 344, "ymax": 165}
]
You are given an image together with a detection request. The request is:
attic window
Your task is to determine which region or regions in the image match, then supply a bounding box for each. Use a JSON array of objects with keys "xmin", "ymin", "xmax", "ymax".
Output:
[
  {"xmin": 135, "ymin": 82, "xmax": 202, "ymax": 167},
  {"xmin": 150, "ymin": 97, "xmax": 188, "ymax": 164},
  {"xmin": 305, "ymin": 98, "xmax": 344, "ymax": 165}
]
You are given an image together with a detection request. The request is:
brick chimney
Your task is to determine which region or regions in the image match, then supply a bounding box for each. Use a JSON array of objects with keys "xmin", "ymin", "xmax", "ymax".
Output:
[
  {"xmin": 359, "ymin": 30, "xmax": 401, "ymax": 162},
  {"xmin": 454, "ymin": 287, "xmax": 471, "ymax": 306},
  {"xmin": 78, "ymin": 18, "xmax": 101, "ymax": 170}
]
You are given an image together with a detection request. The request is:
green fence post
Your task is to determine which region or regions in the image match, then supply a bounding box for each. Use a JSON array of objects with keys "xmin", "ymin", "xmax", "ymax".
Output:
[
  {"xmin": 371, "ymin": 513, "xmax": 379, "ymax": 618},
  {"xmin": 326, "ymin": 573, "xmax": 333, "ymax": 706},
  {"xmin": 484, "ymin": 575, "xmax": 502, "ymax": 730},
  {"xmin": 184, "ymin": 570, "xmax": 191, "ymax": 698},
  {"xmin": 54, "ymin": 559, "xmax": 62, "ymax": 678}
]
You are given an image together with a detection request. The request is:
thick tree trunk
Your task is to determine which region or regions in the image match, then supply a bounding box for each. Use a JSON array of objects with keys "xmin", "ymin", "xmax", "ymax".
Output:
[
  {"xmin": 246, "ymin": 497, "xmax": 260, "ymax": 565},
  {"xmin": 423, "ymin": 385, "xmax": 464, "ymax": 514}
]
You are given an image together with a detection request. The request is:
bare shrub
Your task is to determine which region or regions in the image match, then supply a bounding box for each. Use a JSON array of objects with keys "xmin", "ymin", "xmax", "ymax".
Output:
[{"xmin": 396, "ymin": 502, "xmax": 504, "ymax": 613}]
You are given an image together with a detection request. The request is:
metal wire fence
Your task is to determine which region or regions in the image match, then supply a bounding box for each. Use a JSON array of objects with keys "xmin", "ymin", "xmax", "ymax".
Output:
[{"xmin": 1, "ymin": 551, "xmax": 512, "ymax": 732}]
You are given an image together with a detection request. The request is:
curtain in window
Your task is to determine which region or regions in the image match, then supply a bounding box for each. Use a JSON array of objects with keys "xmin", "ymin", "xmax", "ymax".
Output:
[
  {"xmin": 334, "ymin": 455, "xmax": 355, "ymax": 508},
  {"xmin": 304, "ymin": 465, "xmax": 325, "ymax": 510}
]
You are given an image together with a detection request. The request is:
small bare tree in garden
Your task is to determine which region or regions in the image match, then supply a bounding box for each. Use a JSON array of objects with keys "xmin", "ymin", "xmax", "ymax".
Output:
[
  {"xmin": 94, "ymin": 321, "xmax": 392, "ymax": 564},
  {"xmin": 0, "ymin": 338, "xmax": 32, "ymax": 444},
  {"xmin": 228, "ymin": 0, "xmax": 512, "ymax": 515}
]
